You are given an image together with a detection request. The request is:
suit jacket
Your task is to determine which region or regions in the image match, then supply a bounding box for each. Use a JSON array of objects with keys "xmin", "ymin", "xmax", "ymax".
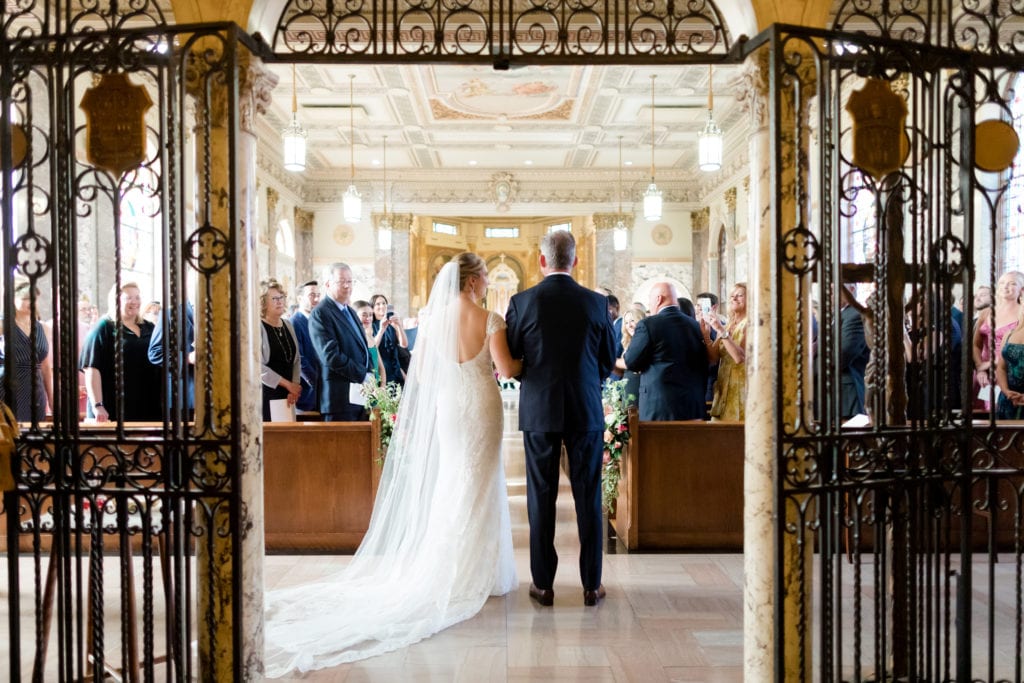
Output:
[
  {"xmin": 148, "ymin": 300, "xmax": 195, "ymax": 410},
  {"xmin": 623, "ymin": 306, "xmax": 708, "ymax": 421},
  {"xmin": 839, "ymin": 305, "xmax": 870, "ymax": 419},
  {"xmin": 290, "ymin": 309, "xmax": 320, "ymax": 412},
  {"xmin": 506, "ymin": 274, "xmax": 616, "ymax": 433},
  {"xmin": 308, "ymin": 297, "xmax": 371, "ymax": 415}
]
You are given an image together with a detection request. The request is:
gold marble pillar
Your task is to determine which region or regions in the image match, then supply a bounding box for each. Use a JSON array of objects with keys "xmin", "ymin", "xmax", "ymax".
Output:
[
  {"xmin": 691, "ymin": 207, "xmax": 710, "ymax": 293},
  {"xmin": 592, "ymin": 212, "xmax": 633, "ymax": 299},
  {"xmin": 187, "ymin": 42, "xmax": 276, "ymax": 682},
  {"xmin": 374, "ymin": 211, "xmax": 413, "ymax": 315},
  {"xmin": 738, "ymin": 46, "xmax": 817, "ymax": 681},
  {"xmin": 294, "ymin": 208, "xmax": 315, "ymax": 282}
]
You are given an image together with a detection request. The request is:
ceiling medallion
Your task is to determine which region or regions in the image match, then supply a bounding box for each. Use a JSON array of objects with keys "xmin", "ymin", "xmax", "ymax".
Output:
[{"xmin": 652, "ymin": 224, "xmax": 673, "ymax": 246}]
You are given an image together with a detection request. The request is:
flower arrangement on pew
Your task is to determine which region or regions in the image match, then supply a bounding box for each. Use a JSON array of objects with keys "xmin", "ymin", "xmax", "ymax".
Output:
[
  {"xmin": 364, "ymin": 381, "xmax": 402, "ymax": 465},
  {"xmin": 601, "ymin": 379, "xmax": 632, "ymax": 514}
]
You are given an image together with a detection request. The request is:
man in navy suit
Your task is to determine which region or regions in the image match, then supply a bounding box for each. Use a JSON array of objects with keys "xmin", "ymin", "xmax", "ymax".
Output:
[
  {"xmin": 291, "ymin": 280, "xmax": 321, "ymax": 419},
  {"xmin": 624, "ymin": 282, "xmax": 708, "ymax": 421},
  {"xmin": 309, "ymin": 263, "xmax": 372, "ymax": 422},
  {"xmin": 148, "ymin": 299, "xmax": 195, "ymax": 415},
  {"xmin": 505, "ymin": 230, "xmax": 616, "ymax": 607}
]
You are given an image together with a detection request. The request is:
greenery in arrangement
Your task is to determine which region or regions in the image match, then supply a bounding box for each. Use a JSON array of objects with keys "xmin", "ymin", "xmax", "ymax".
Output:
[
  {"xmin": 601, "ymin": 379, "xmax": 632, "ymax": 514},
  {"xmin": 365, "ymin": 381, "xmax": 402, "ymax": 465}
]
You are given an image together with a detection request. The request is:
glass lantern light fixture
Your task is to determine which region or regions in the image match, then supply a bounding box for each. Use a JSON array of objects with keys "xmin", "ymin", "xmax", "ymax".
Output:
[
  {"xmin": 343, "ymin": 74, "xmax": 362, "ymax": 223},
  {"xmin": 643, "ymin": 74, "xmax": 663, "ymax": 221},
  {"xmin": 613, "ymin": 135, "xmax": 628, "ymax": 251},
  {"xmin": 698, "ymin": 64, "xmax": 724, "ymax": 172},
  {"xmin": 281, "ymin": 64, "xmax": 306, "ymax": 172},
  {"xmin": 378, "ymin": 134, "xmax": 392, "ymax": 250}
]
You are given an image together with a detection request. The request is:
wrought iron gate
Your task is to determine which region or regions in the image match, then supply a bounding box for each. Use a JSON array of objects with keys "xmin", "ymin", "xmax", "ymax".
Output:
[
  {"xmin": 1, "ymin": 5, "xmax": 258, "ymax": 679},
  {"xmin": 765, "ymin": 7, "xmax": 1024, "ymax": 681}
]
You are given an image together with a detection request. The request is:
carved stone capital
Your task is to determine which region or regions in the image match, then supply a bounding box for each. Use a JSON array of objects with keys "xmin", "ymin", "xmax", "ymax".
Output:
[
  {"xmin": 734, "ymin": 50, "xmax": 770, "ymax": 131},
  {"xmin": 266, "ymin": 187, "xmax": 279, "ymax": 215},
  {"xmin": 691, "ymin": 206, "xmax": 710, "ymax": 232},
  {"xmin": 186, "ymin": 47, "xmax": 278, "ymax": 132},
  {"xmin": 724, "ymin": 187, "xmax": 737, "ymax": 213},
  {"xmin": 592, "ymin": 212, "xmax": 634, "ymax": 231},
  {"xmin": 294, "ymin": 207, "xmax": 314, "ymax": 233},
  {"xmin": 239, "ymin": 54, "xmax": 278, "ymax": 134}
]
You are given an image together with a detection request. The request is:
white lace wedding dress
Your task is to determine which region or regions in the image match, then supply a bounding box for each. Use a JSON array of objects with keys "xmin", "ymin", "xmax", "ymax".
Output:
[{"xmin": 264, "ymin": 265, "xmax": 516, "ymax": 677}]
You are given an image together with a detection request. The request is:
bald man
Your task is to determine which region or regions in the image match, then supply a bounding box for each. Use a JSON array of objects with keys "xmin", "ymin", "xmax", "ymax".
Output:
[{"xmin": 623, "ymin": 282, "xmax": 708, "ymax": 421}]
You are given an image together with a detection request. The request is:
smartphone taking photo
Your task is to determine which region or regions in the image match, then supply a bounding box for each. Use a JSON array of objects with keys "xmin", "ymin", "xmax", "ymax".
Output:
[{"xmin": 697, "ymin": 297, "xmax": 712, "ymax": 316}]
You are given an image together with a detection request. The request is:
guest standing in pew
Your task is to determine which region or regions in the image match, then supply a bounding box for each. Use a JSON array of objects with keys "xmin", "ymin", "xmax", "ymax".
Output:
[
  {"xmin": 702, "ymin": 283, "xmax": 748, "ymax": 422},
  {"xmin": 148, "ymin": 299, "xmax": 195, "ymax": 416},
  {"xmin": 613, "ymin": 307, "xmax": 647, "ymax": 408},
  {"xmin": 624, "ymin": 281, "xmax": 708, "ymax": 421},
  {"xmin": 370, "ymin": 293, "xmax": 407, "ymax": 387},
  {"xmin": 290, "ymin": 280, "xmax": 322, "ymax": 420},
  {"xmin": 260, "ymin": 279, "xmax": 302, "ymax": 421},
  {"xmin": 80, "ymin": 281, "xmax": 161, "ymax": 422},
  {"xmin": 309, "ymin": 263, "xmax": 372, "ymax": 421},
  {"xmin": 838, "ymin": 284, "xmax": 871, "ymax": 419},
  {"xmin": 0, "ymin": 281, "xmax": 53, "ymax": 422},
  {"xmin": 354, "ymin": 300, "xmax": 387, "ymax": 387}
]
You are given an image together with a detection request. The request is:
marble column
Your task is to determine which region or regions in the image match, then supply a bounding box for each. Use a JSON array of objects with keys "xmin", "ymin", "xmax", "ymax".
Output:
[
  {"xmin": 690, "ymin": 207, "xmax": 710, "ymax": 293},
  {"xmin": 736, "ymin": 49, "xmax": 776, "ymax": 682},
  {"xmin": 265, "ymin": 186, "xmax": 279, "ymax": 280},
  {"xmin": 294, "ymin": 208, "xmax": 315, "ymax": 282},
  {"xmin": 592, "ymin": 212, "xmax": 633, "ymax": 300},
  {"xmin": 740, "ymin": 45, "xmax": 818, "ymax": 681},
  {"xmin": 187, "ymin": 44, "xmax": 276, "ymax": 682},
  {"xmin": 374, "ymin": 212, "xmax": 412, "ymax": 315}
]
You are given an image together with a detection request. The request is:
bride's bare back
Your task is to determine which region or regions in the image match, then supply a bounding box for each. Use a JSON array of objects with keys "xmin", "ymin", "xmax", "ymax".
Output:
[{"xmin": 456, "ymin": 297, "xmax": 521, "ymax": 377}]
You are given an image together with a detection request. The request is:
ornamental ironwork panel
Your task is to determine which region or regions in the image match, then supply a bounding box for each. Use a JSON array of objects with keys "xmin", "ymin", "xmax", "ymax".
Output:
[
  {"xmin": 765, "ymin": 23, "xmax": 1024, "ymax": 681},
  {"xmin": 270, "ymin": 0, "xmax": 733, "ymax": 60},
  {"xmin": 1, "ymin": 12, "xmax": 253, "ymax": 681}
]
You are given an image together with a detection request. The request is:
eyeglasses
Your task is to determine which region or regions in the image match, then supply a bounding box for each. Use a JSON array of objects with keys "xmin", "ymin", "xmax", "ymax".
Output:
[{"xmin": 270, "ymin": 295, "xmax": 285, "ymax": 302}]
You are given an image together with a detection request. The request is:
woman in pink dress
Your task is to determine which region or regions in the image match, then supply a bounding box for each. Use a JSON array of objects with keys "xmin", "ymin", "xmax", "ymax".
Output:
[{"xmin": 973, "ymin": 271, "xmax": 1024, "ymax": 412}]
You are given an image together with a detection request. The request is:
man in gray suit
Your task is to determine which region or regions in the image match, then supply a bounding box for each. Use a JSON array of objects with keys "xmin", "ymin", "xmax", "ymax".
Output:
[{"xmin": 309, "ymin": 263, "xmax": 372, "ymax": 421}]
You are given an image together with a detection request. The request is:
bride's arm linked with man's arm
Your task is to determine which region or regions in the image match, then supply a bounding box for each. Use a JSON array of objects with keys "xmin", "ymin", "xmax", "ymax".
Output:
[{"xmin": 490, "ymin": 319, "xmax": 522, "ymax": 379}]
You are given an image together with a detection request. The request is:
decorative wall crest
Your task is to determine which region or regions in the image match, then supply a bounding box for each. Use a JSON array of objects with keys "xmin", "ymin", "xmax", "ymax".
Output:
[{"xmin": 490, "ymin": 172, "xmax": 518, "ymax": 212}]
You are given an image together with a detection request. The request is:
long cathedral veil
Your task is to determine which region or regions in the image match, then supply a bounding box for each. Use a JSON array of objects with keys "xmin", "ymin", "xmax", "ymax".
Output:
[{"xmin": 264, "ymin": 262, "xmax": 471, "ymax": 676}]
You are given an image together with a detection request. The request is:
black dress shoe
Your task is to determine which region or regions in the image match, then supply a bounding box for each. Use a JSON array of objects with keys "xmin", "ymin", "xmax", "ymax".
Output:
[
  {"xmin": 583, "ymin": 585, "xmax": 606, "ymax": 606},
  {"xmin": 529, "ymin": 583, "xmax": 554, "ymax": 606}
]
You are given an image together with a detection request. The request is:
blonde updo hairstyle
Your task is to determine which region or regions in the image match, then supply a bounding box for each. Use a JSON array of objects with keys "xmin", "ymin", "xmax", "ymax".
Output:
[
  {"xmin": 259, "ymin": 279, "xmax": 284, "ymax": 318},
  {"xmin": 453, "ymin": 252, "xmax": 487, "ymax": 292}
]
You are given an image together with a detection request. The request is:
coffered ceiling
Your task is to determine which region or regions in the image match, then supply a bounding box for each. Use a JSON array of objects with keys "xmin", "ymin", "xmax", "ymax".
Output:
[{"xmin": 258, "ymin": 62, "xmax": 750, "ymax": 195}]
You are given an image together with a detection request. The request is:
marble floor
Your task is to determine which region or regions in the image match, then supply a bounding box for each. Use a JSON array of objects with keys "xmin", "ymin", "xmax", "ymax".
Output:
[{"xmin": 3, "ymin": 392, "xmax": 1022, "ymax": 680}]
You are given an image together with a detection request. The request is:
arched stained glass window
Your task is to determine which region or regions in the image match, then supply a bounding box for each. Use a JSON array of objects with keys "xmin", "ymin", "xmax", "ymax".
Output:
[{"xmin": 1003, "ymin": 80, "xmax": 1024, "ymax": 274}]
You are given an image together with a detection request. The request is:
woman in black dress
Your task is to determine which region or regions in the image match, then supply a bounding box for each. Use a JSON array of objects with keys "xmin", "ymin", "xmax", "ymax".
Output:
[
  {"xmin": 0, "ymin": 282, "xmax": 53, "ymax": 421},
  {"xmin": 80, "ymin": 281, "xmax": 161, "ymax": 422},
  {"xmin": 260, "ymin": 280, "xmax": 301, "ymax": 421},
  {"xmin": 370, "ymin": 294, "xmax": 408, "ymax": 386}
]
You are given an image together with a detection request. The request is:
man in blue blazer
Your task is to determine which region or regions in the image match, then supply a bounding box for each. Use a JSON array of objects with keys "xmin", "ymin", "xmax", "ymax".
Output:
[
  {"xmin": 309, "ymin": 263, "xmax": 372, "ymax": 422},
  {"xmin": 839, "ymin": 299, "xmax": 871, "ymax": 419},
  {"xmin": 148, "ymin": 299, "xmax": 195, "ymax": 415},
  {"xmin": 505, "ymin": 230, "xmax": 616, "ymax": 607},
  {"xmin": 291, "ymin": 280, "xmax": 321, "ymax": 418},
  {"xmin": 624, "ymin": 282, "xmax": 708, "ymax": 421}
]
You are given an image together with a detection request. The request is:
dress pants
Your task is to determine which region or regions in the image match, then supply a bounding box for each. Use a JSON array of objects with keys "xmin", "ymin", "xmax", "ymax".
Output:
[{"xmin": 523, "ymin": 430, "xmax": 603, "ymax": 591}]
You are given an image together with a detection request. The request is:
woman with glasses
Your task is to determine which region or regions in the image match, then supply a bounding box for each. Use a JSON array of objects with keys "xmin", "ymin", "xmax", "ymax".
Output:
[{"xmin": 260, "ymin": 280, "xmax": 301, "ymax": 421}]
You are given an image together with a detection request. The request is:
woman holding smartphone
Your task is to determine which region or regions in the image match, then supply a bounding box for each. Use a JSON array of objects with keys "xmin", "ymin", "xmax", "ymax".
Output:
[
  {"xmin": 370, "ymin": 294, "xmax": 408, "ymax": 386},
  {"xmin": 700, "ymin": 283, "xmax": 748, "ymax": 421}
]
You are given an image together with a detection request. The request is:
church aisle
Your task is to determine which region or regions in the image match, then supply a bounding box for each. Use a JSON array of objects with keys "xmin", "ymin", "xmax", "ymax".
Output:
[{"xmin": 264, "ymin": 419, "xmax": 745, "ymax": 682}]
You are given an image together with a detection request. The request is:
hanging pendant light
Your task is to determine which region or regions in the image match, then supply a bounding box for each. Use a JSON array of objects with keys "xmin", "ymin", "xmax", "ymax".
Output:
[
  {"xmin": 613, "ymin": 135, "xmax": 628, "ymax": 251},
  {"xmin": 643, "ymin": 74, "xmax": 663, "ymax": 221},
  {"xmin": 378, "ymin": 134, "xmax": 392, "ymax": 250},
  {"xmin": 343, "ymin": 74, "xmax": 362, "ymax": 223},
  {"xmin": 698, "ymin": 64, "xmax": 724, "ymax": 172},
  {"xmin": 281, "ymin": 64, "xmax": 306, "ymax": 172}
]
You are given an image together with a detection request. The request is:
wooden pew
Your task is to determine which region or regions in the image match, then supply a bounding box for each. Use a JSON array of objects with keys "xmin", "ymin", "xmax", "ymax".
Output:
[
  {"xmin": 611, "ymin": 408, "xmax": 744, "ymax": 551},
  {"xmin": 263, "ymin": 415, "xmax": 383, "ymax": 553}
]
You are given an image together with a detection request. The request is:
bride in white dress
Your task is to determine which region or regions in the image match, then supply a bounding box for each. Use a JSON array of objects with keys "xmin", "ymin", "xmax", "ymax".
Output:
[{"xmin": 264, "ymin": 252, "xmax": 522, "ymax": 677}]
